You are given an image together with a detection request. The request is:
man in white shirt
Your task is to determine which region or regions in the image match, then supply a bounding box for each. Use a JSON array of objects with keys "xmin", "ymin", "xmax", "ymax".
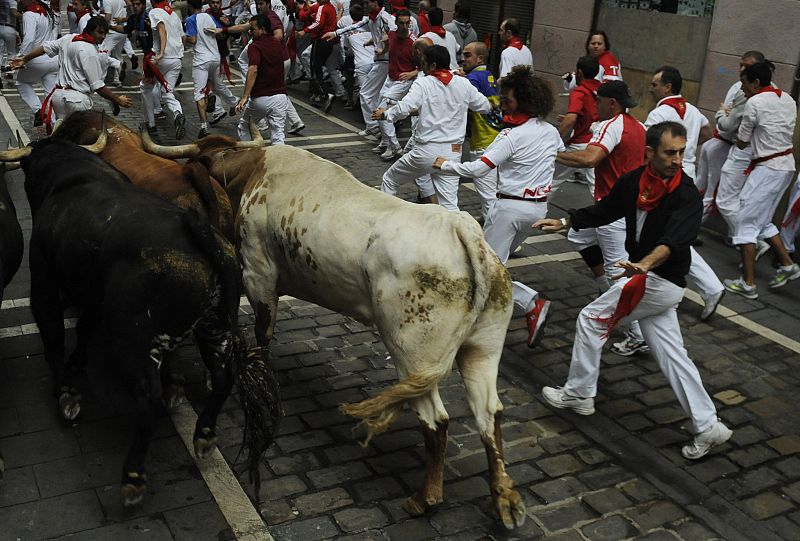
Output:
[
  {"xmin": 101, "ymin": 0, "xmax": 128, "ymax": 86},
  {"xmin": 723, "ymin": 62, "xmax": 800, "ymax": 298},
  {"xmin": 186, "ymin": 0, "xmax": 238, "ymax": 138},
  {"xmin": 498, "ymin": 18, "xmax": 531, "ymax": 77},
  {"xmin": 419, "ymin": 6, "xmax": 457, "ymax": 71},
  {"xmin": 373, "ymin": 45, "xmax": 490, "ymax": 211},
  {"xmin": 141, "ymin": 0, "xmax": 185, "ymax": 139},
  {"xmin": 645, "ymin": 65, "xmax": 725, "ymax": 318},
  {"xmin": 11, "ymin": 16, "xmax": 132, "ymax": 119}
]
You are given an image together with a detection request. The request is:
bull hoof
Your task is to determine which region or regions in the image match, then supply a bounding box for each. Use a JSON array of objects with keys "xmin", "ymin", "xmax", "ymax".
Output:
[
  {"xmin": 495, "ymin": 486, "xmax": 526, "ymax": 529},
  {"xmin": 58, "ymin": 388, "xmax": 82, "ymax": 421},
  {"xmin": 402, "ymin": 493, "xmax": 441, "ymax": 516},
  {"xmin": 121, "ymin": 472, "xmax": 148, "ymax": 507},
  {"xmin": 193, "ymin": 427, "xmax": 218, "ymax": 459}
]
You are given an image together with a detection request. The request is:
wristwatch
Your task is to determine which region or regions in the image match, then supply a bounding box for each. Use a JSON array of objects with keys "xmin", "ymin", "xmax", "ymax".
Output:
[{"xmin": 560, "ymin": 217, "xmax": 567, "ymax": 228}]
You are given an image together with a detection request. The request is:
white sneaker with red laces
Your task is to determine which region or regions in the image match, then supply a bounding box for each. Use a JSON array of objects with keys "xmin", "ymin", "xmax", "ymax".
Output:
[{"xmin": 525, "ymin": 298, "xmax": 550, "ymax": 348}]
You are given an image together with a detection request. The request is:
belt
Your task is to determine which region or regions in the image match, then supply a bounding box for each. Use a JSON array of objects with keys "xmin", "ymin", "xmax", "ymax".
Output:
[
  {"xmin": 0, "ymin": 23, "xmax": 15, "ymax": 28},
  {"xmin": 744, "ymin": 148, "xmax": 793, "ymax": 175},
  {"xmin": 712, "ymin": 128, "xmax": 733, "ymax": 145},
  {"xmin": 497, "ymin": 193, "xmax": 547, "ymax": 203}
]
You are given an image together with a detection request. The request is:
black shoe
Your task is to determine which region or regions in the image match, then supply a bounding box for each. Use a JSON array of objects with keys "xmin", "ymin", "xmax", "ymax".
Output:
[
  {"xmin": 228, "ymin": 53, "xmax": 236, "ymax": 62},
  {"xmin": 112, "ymin": 101, "xmax": 120, "ymax": 116},
  {"xmin": 228, "ymin": 106, "xmax": 237, "ymax": 117},
  {"xmin": 119, "ymin": 62, "xmax": 127, "ymax": 84},
  {"xmin": 323, "ymin": 93, "xmax": 334, "ymax": 113},
  {"xmin": 198, "ymin": 127, "xmax": 210, "ymax": 138},
  {"xmin": 174, "ymin": 113, "xmax": 186, "ymax": 139},
  {"xmin": 33, "ymin": 109, "xmax": 43, "ymax": 127},
  {"xmin": 130, "ymin": 54, "xmax": 138, "ymax": 70},
  {"xmin": 154, "ymin": 111, "xmax": 167, "ymax": 121},
  {"xmin": 343, "ymin": 100, "xmax": 354, "ymax": 110},
  {"xmin": 207, "ymin": 94, "xmax": 217, "ymax": 113}
]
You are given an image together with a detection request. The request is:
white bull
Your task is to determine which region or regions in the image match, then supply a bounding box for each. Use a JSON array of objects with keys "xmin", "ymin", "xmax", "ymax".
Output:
[{"xmin": 144, "ymin": 137, "xmax": 527, "ymax": 529}]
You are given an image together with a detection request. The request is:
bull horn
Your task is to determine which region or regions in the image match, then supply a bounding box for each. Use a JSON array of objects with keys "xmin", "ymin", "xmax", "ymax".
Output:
[
  {"xmin": 141, "ymin": 126, "xmax": 201, "ymax": 159},
  {"xmin": 49, "ymin": 119, "xmax": 64, "ymax": 137},
  {"xmin": 79, "ymin": 118, "xmax": 107, "ymax": 154},
  {"xmin": 4, "ymin": 161, "xmax": 20, "ymax": 170},
  {"xmin": 233, "ymin": 119, "xmax": 265, "ymax": 149},
  {"xmin": 15, "ymin": 130, "xmax": 23, "ymax": 149},
  {"xmin": 0, "ymin": 146, "xmax": 31, "ymax": 161}
]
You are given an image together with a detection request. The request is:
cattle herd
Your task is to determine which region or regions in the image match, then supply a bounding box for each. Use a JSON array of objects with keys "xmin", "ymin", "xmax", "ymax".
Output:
[{"xmin": 0, "ymin": 113, "xmax": 526, "ymax": 530}]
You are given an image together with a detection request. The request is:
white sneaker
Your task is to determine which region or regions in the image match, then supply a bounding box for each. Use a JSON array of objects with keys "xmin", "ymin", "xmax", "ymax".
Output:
[
  {"xmin": 769, "ymin": 263, "xmax": 800, "ymax": 289},
  {"xmin": 542, "ymin": 386, "xmax": 595, "ymax": 415},
  {"xmin": 610, "ymin": 332, "xmax": 650, "ymax": 356},
  {"xmin": 257, "ymin": 118, "xmax": 269, "ymax": 131},
  {"xmin": 681, "ymin": 420, "xmax": 732, "ymax": 460},
  {"xmin": 358, "ymin": 127, "xmax": 380, "ymax": 137},
  {"xmin": 380, "ymin": 147, "xmax": 403, "ymax": 161},
  {"xmin": 755, "ymin": 240, "xmax": 771, "ymax": 261},
  {"xmin": 371, "ymin": 144, "xmax": 387, "ymax": 154},
  {"xmin": 208, "ymin": 108, "xmax": 227, "ymax": 126},
  {"xmin": 287, "ymin": 122, "xmax": 305, "ymax": 135},
  {"xmin": 723, "ymin": 277, "xmax": 758, "ymax": 299},
  {"xmin": 700, "ymin": 290, "xmax": 724, "ymax": 321}
]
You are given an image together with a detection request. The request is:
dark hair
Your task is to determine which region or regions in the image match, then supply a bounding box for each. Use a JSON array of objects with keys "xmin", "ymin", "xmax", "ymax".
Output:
[
  {"xmin": 454, "ymin": 2, "xmax": 470, "ymax": 19},
  {"xmin": 394, "ymin": 8, "xmax": 411, "ymax": 19},
  {"xmin": 500, "ymin": 66, "xmax": 555, "ymax": 118},
  {"xmin": 741, "ymin": 50, "xmax": 765, "ymax": 63},
  {"xmin": 655, "ymin": 65, "xmax": 682, "ymax": 94},
  {"xmin": 502, "ymin": 17, "xmax": 520, "ymax": 36},
  {"xmin": 423, "ymin": 44, "xmax": 450, "ymax": 71},
  {"xmin": 85, "ymin": 15, "xmax": 110, "ymax": 33},
  {"xmin": 428, "ymin": 6, "xmax": 443, "ymax": 26},
  {"xmin": 742, "ymin": 62, "xmax": 775, "ymax": 86},
  {"xmin": 576, "ymin": 55, "xmax": 599, "ymax": 79},
  {"xmin": 250, "ymin": 13, "xmax": 272, "ymax": 31},
  {"xmin": 646, "ymin": 121, "xmax": 687, "ymax": 150},
  {"xmin": 349, "ymin": 3, "xmax": 364, "ymax": 19},
  {"xmin": 188, "ymin": 0, "xmax": 202, "ymax": 10},
  {"xmin": 585, "ymin": 31, "xmax": 610, "ymax": 53}
]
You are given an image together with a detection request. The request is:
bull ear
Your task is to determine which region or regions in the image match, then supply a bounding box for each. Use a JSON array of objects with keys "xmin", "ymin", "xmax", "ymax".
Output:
[{"xmin": 78, "ymin": 122, "xmax": 107, "ymax": 154}]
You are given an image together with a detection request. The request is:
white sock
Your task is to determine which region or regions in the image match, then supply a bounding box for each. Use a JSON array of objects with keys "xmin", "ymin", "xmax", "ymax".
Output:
[{"xmin": 200, "ymin": 122, "xmax": 208, "ymax": 129}]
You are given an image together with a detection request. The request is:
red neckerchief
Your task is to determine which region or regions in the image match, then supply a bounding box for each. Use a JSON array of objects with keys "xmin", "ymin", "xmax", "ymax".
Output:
[
  {"xmin": 25, "ymin": 2, "xmax": 48, "ymax": 15},
  {"xmin": 429, "ymin": 69, "xmax": 453, "ymax": 85},
  {"xmin": 660, "ymin": 96, "xmax": 686, "ymax": 119},
  {"xmin": 580, "ymin": 78, "xmax": 601, "ymax": 94},
  {"xmin": 143, "ymin": 50, "xmax": 171, "ymax": 91},
  {"xmin": 368, "ymin": 7, "xmax": 381, "ymax": 20},
  {"xmin": 506, "ymin": 36, "xmax": 523, "ymax": 50},
  {"xmin": 502, "ymin": 112, "xmax": 531, "ymax": 127},
  {"xmin": 593, "ymin": 273, "xmax": 648, "ymax": 338},
  {"xmin": 72, "ymin": 32, "xmax": 97, "ymax": 44},
  {"xmin": 782, "ymin": 195, "xmax": 800, "ymax": 229},
  {"xmin": 429, "ymin": 25, "xmax": 446, "ymax": 38},
  {"xmin": 153, "ymin": 1, "xmax": 173, "ymax": 15},
  {"xmin": 755, "ymin": 85, "xmax": 782, "ymax": 97},
  {"xmin": 74, "ymin": 7, "xmax": 90, "ymax": 19},
  {"xmin": 637, "ymin": 164, "xmax": 682, "ymax": 211},
  {"xmin": 417, "ymin": 10, "xmax": 429, "ymax": 34}
]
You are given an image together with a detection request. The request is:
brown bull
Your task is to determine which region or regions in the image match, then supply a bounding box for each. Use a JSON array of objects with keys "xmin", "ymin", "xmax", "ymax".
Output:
[{"xmin": 51, "ymin": 111, "xmax": 238, "ymax": 240}]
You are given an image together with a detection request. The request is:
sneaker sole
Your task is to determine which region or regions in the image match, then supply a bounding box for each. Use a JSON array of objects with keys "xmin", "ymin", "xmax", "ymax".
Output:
[
  {"xmin": 528, "ymin": 301, "xmax": 550, "ymax": 348},
  {"xmin": 682, "ymin": 425, "xmax": 733, "ymax": 460},
  {"xmin": 768, "ymin": 269, "xmax": 800, "ymax": 289},
  {"xmin": 288, "ymin": 124, "xmax": 306, "ymax": 135},
  {"xmin": 723, "ymin": 284, "xmax": 758, "ymax": 299},
  {"xmin": 209, "ymin": 112, "xmax": 227, "ymax": 126},
  {"xmin": 541, "ymin": 391, "xmax": 595, "ymax": 415},
  {"xmin": 609, "ymin": 344, "xmax": 650, "ymax": 357}
]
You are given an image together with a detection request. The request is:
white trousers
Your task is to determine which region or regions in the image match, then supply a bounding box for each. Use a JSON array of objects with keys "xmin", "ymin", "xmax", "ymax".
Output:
[
  {"xmin": 484, "ymin": 198, "xmax": 546, "ymax": 310},
  {"xmin": 67, "ymin": 11, "xmax": 78, "ymax": 34},
  {"xmin": 682, "ymin": 162, "xmax": 697, "ymax": 182},
  {"xmin": 377, "ymin": 78, "xmax": 414, "ymax": 150},
  {"xmin": 51, "ymin": 89, "xmax": 93, "ymax": 119},
  {"xmin": 780, "ymin": 176, "xmax": 800, "ymax": 253},
  {"xmin": 687, "ymin": 247, "xmax": 723, "ymax": 299},
  {"xmin": 553, "ymin": 141, "xmax": 595, "ymax": 197},
  {"xmin": 238, "ymin": 93, "xmax": 288, "ymax": 145},
  {"xmin": 359, "ymin": 61, "xmax": 388, "ymax": 131},
  {"xmin": 16, "ymin": 57, "xmax": 58, "ymax": 113},
  {"xmin": 141, "ymin": 57, "xmax": 183, "ymax": 126},
  {"xmin": 283, "ymin": 59, "xmax": 302, "ymax": 127},
  {"xmin": 469, "ymin": 148, "xmax": 497, "ymax": 218},
  {"xmin": 696, "ymin": 137, "xmax": 732, "ymax": 219},
  {"xmin": 0, "ymin": 25, "xmax": 17, "ymax": 64},
  {"xmin": 192, "ymin": 61, "xmax": 237, "ymax": 106},
  {"xmin": 716, "ymin": 146, "xmax": 752, "ymax": 236},
  {"xmin": 103, "ymin": 32, "xmax": 128, "ymax": 83},
  {"xmin": 564, "ymin": 272, "xmax": 717, "ymax": 433},
  {"xmin": 382, "ymin": 141, "xmax": 461, "ymax": 211},
  {"xmin": 733, "ymin": 166, "xmax": 795, "ymax": 245}
]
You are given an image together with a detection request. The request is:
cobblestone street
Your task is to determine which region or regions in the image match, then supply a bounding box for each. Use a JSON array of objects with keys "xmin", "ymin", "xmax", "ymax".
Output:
[{"xmin": 0, "ymin": 50, "xmax": 799, "ymax": 541}]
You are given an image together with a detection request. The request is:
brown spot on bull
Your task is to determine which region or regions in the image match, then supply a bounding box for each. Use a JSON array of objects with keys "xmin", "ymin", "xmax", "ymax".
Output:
[
  {"xmin": 140, "ymin": 248, "xmax": 212, "ymax": 286},
  {"xmin": 298, "ymin": 198, "xmax": 304, "ymax": 212},
  {"xmin": 287, "ymin": 212, "xmax": 294, "ymax": 225},
  {"xmin": 280, "ymin": 215, "xmax": 286, "ymax": 229},
  {"xmin": 412, "ymin": 268, "xmax": 473, "ymax": 306},
  {"xmin": 301, "ymin": 227, "xmax": 307, "ymax": 236},
  {"xmin": 488, "ymin": 265, "xmax": 513, "ymax": 310},
  {"xmin": 290, "ymin": 197, "xmax": 296, "ymax": 207},
  {"xmin": 312, "ymin": 203, "xmax": 320, "ymax": 213}
]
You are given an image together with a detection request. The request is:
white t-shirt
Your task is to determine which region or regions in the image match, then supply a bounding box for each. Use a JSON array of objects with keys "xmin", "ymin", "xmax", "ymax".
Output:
[
  {"xmin": 43, "ymin": 34, "xmax": 105, "ymax": 93},
  {"xmin": 77, "ymin": 12, "xmax": 92, "ymax": 33},
  {"xmin": 421, "ymin": 30, "xmax": 459, "ymax": 71},
  {"xmin": 20, "ymin": 10, "xmax": 58, "ymax": 56},
  {"xmin": 335, "ymin": 7, "xmax": 395, "ymax": 61},
  {"xmin": 499, "ymin": 44, "xmax": 532, "ymax": 77},
  {"xmin": 185, "ymin": 12, "xmax": 220, "ymax": 66},
  {"xmin": 385, "ymin": 74, "xmax": 490, "ymax": 144},
  {"xmin": 149, "ymin": 6, "xmax": 184, "ymax": 60},
  {"xmin": 348, "ymin": 30, "xmax": 374, "ymax": 70},
  {"xmin": 441, "ymin": 117, "xmax": 565, "ymax": 199},
  {"xmin": 103, "ymin": 0, "xmax": 127, "ymax": 34},
  {"xmin": 738, "ymin": 90, "xmax": 797, "ymax": 171},
  {"xmin": 270, "ymin": 0, "xmax": 291, "ymax": 34},
  {"xmin": 645, "ymin": 96, "xmax": 709, "ymax": 174}
]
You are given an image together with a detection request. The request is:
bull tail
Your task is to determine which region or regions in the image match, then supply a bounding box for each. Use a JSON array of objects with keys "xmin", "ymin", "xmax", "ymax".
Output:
[
  {"xmin": 342, "ymin": 215, "xmax": 498, "ymax": 446},
  {"xmin": 185, "ymin": 162, "xmax": 225, "ymax": 239},
  {"xmin": 184, "ymin": 210, "xmax": 280, "ymax": 497}
]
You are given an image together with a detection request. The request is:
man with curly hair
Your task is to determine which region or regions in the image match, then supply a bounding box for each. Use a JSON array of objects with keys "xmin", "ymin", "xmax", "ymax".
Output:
[{"xmin": 434, "ymin": 65, "xmax": 564, "ymax": 348}]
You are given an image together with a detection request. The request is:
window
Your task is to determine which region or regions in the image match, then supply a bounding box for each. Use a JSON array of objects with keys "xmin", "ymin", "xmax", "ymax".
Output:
[{"xmin": 600, "ymin": 0, "xmax": 715, "ymax": 17}]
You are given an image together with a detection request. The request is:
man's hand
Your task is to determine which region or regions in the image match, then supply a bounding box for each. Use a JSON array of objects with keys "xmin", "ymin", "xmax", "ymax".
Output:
[
  {"xmin": 612, "ymin": 261, "xmax": 648, "ymax": 280},
  {"xmin": 117, "ymin": 94, "xmax": 133, "ymax": 108},
  {"xmin": 10, "ymin": 57, "xmax": 25, "ymax": 70},
  {"xmin": 220, "ymin": 15, "xmax": 230, "ymax": 24},
  {"xmin": 533, "ymin": 218, "xmax": 565, "ymax": 232},
  {"xmin": 322, "ymin": 31, "xmax": 336, "ymax": 41},
  {"xmin": 397, "ymin": 70, "xmax": 417, "ymax": 81},
  {"xmin": 235, "ymin": 97, "xmax": 248, "ymax": 114},
  {"xmin": 371, "ymin": 107, "xmax": 386, "ymax": 120},
  {"xmin": 204, "ymin": 27, "xmax": 223, "ymax": 34},
  {"xmin": 155, "ymin": 52, "xmax": 163, "ymax": 63},
  {"xmin": 433, "ymin": 157, "xmax": 446, "ymax": 169},
  {"xmin": 296, "ymin": 30, "xmax": 305, "ymax": 38},
  {"xmin": 374, "ymin": 48, "xmax": 383, "ymax": 57},
  {"xmin": 561, "ymin": 72, "xmax": 572, "ymax": 82}
]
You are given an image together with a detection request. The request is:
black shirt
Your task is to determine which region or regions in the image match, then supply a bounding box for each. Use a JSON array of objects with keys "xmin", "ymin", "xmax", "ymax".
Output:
[{"xmin": 569, "ymin": 166, "xmax": 701, "ymax": 287}]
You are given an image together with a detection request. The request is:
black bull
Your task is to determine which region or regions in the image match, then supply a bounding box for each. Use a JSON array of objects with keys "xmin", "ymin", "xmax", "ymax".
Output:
[
  {"xmin": 19, "ymin": 138, "xmax": 278, "ymax": 505},
  {"xmin": 0, "ymin": 164, "xmax": 24, "ymax": 476}
]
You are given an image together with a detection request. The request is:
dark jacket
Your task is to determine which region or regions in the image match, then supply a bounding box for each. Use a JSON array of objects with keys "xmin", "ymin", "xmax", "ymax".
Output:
[{"xmin": 569, "ymin": 166, "xmax": 701, "ymax": 287}]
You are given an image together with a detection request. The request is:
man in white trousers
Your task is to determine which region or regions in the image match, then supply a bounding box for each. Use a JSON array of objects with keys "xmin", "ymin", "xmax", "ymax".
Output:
[
  {"xmin": 141, "ymin": 0, "xmax": 185, "ymax": 139},
  {"xmin": 645, "ymin": 65, "xmax": 725, "ymax": 323},
  {"xmin": 101, "ymin": 0, "xmax": 129, "ymax": 86},
  {"xmin": 722, "ymin": 62, "xmax": 800, "ymax": 298},
  {"xmin": 537, "ymin": 121, "xmax": 733, "ymax": 461},
  {"xmin": 374, "ymin": 45, "xmax": 489, "ymax": 211}
]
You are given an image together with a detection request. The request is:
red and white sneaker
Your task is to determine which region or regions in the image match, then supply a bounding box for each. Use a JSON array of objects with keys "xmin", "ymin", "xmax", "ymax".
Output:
[{"xmin": 525, "ymin": 299, "xmax": 551, "ymax": 348}]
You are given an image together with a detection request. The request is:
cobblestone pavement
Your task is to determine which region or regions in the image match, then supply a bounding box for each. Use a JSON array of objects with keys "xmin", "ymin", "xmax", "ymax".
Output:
[{"xmin": 1, "ymin": 46, "xmax": 799, "ymax": 541}]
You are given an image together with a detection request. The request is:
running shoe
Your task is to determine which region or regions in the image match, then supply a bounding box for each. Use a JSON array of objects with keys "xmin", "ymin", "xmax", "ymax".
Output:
[
  {"xmin": 541, "ymin": 386, "xmax": 595, "ymax": 415},
  {"xmin": 723, "ymin": 277, "xmax": 758, "ymax": 299}
]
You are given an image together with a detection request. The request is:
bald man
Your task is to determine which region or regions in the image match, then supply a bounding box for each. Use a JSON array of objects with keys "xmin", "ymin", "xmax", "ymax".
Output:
[{"xmin": 461, "ymin": 40, "xmax": 502, "ymax": 218}]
